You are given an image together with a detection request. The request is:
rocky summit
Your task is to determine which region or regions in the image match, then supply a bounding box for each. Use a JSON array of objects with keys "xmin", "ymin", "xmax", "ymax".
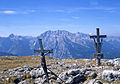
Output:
[{"xmin": 1, "ymin": 56, "xmax": 120, "ymax": 84}]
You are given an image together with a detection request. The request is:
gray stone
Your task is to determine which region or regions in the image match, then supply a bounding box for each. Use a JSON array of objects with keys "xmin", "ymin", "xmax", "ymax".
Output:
[
  {"xmin": 18, "ymin": 80, "xmax": 30, "ymax": 84},
  {"xmin": 80, "ymin": 69, "xmax": 92, "ymax": 74},
  {"xmin": 85, "ymin": 71, "xmax": 92, "ymax": 75},
  {"xmin": 102, "ymin": 70, "xmax": 120, "ymax": 81},
  {"xmin": 86, "ymin": 79, "xmax": 96, "ymax": 84},
  {"xmin": 30, "ymin": 68, "xmax": 45, "ymax": 78},
  {"xmin": 89, "ymin": 72, "xmax": 97, "ymax": 79},
  {"xmin": 72, "ymin": 74, "xmax": 86, "ymax": 84},
  {"xmin": 72, "ymin": 63, "xmax": 79, "ymax": 68},
  {"xmin": 106, "ymin": 59, "xmax": 120, "ymax": 66},
  {"xmin": 14, "ymin": 77, "xmax": 22, "ymax": 84},
  {"xmin": 95, "ymin": 80, "xmax": 103, "ymax": 84},
  {"xmin": 18, "ymin": 68, "xmax": 24, "ymax": 72},
  {"xmin": 65, "ymin": 77, "xmax": 73, "ymax": 84},
  {"xmin": 34, "ymin": 77, "xmax": 46, "ymax": 84},
  {"xmin": 58, "ymin": 72, "xmax": 68, "ymax": 81},
  {"xmin": 67, "ymin": 69, "xmax": 80, "ymax": 76}
]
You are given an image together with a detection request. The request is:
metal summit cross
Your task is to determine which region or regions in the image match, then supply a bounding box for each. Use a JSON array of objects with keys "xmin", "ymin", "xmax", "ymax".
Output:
[
  {"xmin": 90, "ymin": 28, "xmax": 107, "ymax": 66},
  {"xmin": 34, "ymin": 39, "xmax": 53, "ymax": 83}
]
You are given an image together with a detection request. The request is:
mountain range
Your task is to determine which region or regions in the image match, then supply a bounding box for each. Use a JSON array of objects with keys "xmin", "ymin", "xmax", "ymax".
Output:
[{"xmin": 0, "ymin": 30, "xmax": 120, "ymax": 59}]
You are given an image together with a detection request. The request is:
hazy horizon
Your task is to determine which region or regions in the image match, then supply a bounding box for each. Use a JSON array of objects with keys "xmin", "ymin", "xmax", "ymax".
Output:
[{"xmin": 0, "ymin": 29, "xmax": 119, "ymax": 37}]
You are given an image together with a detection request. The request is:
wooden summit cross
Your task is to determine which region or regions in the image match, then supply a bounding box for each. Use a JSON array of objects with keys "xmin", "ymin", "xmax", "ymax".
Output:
[
  {"xmin": 90, "ymin": 28, "xmax": 107, "ymax": 66},
  {"xmin": 34, "ymin": 39, "xmax": 53, "ymax": 83}
]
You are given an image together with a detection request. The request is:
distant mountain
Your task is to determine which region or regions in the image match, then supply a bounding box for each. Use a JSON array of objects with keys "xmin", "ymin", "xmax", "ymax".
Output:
[
  {"xmin": 0, "ymin": 52, "xmax": 16, "ymax": 56},
  {"xmin": 0, "ymin": 34, "xmax": 36, "ymax": 56},
  {"xmin": 0, "ymin": 30, "xmax": 120, "ymax": 59}
]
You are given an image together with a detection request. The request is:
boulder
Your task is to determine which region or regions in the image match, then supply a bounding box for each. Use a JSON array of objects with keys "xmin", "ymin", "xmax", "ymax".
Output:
[
  {"xmin": 18, "ymin": 80, "xmax": 30, "ymax": 84},
  {"xmin": 34, "ymin": 77, "xmax": 46, "ymax": 84},
  {"xmin": 58, "ymin": 72, "xmax": 68, "ymax": 82},
  {"xmin": 72, "ymin": 63, "xmax": 79, "ymax": 68},
  {"xmin": 18, "ymin": 68, "xmax": 24, "ymax": 72},
  {"xmin": 30, "ymin": 68, "xmax": 45, "ymax": 78},
  {"xmin": 14, "ymin": 77, "xmax": 21, "ymax": 84},
  {"xmin": 65, "ymin": 77, "xmax": 73, "ymax": 84},
  {"xmin": 106, "ymin": 59, "xmax": 120, "ymax": 66},
  {"xmin": 88, "ymin": 72, "xmax": 97, "ymax": 79},
  {"xmin": 57, "ymin": 69, "xmax": 88, "ymax": 84},
  {"xmin": 95, "ymin": 80, "xmax": 103, "ymax": 84},
  {"xmin": 72, "ymin": 74, "xmax": 86, "ymax": 84},
  {"xmin": 67, "ymin": 69, "xmax": 80, "ymax": 76},
  {"xmin": 80, "ymin": 69, "xmax": 92, "ymax": 75},
  {"xmin": 102, "ymin": 70, "xmax": 120, "ymax": 81}
]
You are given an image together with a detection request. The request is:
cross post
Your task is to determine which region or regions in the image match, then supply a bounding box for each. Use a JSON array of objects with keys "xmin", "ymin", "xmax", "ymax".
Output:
[
  {"xmin": 90, "ymin": 28, "xmax": 107, "ymax": 66},
  {"xmin": 34, "ymin": 39, "xmax": 53, "ymax": 83}
]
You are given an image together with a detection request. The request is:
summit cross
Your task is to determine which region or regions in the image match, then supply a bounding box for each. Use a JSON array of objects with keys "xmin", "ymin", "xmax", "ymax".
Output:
[
  {"xmin": 34, "ymin": 39, "xmax": 53, "ymax": 83},
  {"xmin": 90, "ymin": 28, "xmax": 107, "ymax": 66}
]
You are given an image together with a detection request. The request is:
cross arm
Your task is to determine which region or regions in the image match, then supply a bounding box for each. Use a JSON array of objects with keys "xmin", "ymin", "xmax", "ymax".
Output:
[
  {"xmin": 90, "ymin": 35, "xmax": 107, "ymax": 38},
  {"xmin": 34, "ymin": 50, "xmax": 42, "ymax": 53},
  {"xmin": 99, "ymin": 35, "xmax": 107, "ymax": 38},
  {"xmin": 34, "ymin": 49, "xmax": 53, "ymax": 54},
  {"xmin": 44, "ymin": 49, "xmax": 53, "ymax": 54},
  {"xmin": 90, "ymin": 35, "xmax": 97, "ymax": 38}
]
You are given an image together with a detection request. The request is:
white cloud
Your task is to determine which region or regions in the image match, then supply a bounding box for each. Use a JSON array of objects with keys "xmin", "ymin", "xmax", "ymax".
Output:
[
  {"xmin": 72, "ymin": 16, "xmax": 80, "ymax": 19},
  {"xmin": 2, "ymin": 10, "xmax": 16, "ymax": 14},
  {"xmin": 53, "ymin": 7, "xmax": 116, "ymax": 14},
  {"xmin": 63, "ymin": 7, "xmax": 117, "ymax": 14},
  {"xmin": 0, "ymin": 9, "xmax": 36, "ymax": 14},
  {"xmin": 20, "ymin": 10, "xmax": 36, "ymax": 14}
]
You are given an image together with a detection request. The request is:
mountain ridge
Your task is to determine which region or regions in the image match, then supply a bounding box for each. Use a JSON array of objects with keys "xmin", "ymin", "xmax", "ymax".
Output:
[{"xmin": 0, "ymin": 30, "xmax": 120, "ymax": 59}]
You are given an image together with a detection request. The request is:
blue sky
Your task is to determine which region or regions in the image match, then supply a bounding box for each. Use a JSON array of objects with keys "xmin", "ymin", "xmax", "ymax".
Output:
[{"xmin": 0, "ymin": 0, "xmax": 120, "ymax": 36}]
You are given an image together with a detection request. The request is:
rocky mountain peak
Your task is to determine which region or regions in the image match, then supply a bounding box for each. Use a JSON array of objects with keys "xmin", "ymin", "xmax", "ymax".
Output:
[{"xmin": 9, "ymin": 33, "xmax": 15, "ymax": 38}]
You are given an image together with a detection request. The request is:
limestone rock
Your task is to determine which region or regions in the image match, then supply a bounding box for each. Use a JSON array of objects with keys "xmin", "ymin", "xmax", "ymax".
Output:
[
  {"xmin": 67, "ymin": 69, "xmax": 80, "ymax": 76},
  {"xmin": 30, "ymin": 68, "xmax": 45, "ymax": 78},
  {"xmin": 89, "ymin": 72, "xmax": 97, "ymax": 79},
  {"xmin": 102, "ymin": 70, "xmax": 120, "ymax": 81}
]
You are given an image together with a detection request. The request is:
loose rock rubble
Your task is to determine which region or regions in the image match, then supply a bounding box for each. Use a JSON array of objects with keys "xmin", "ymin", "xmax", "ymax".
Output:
[{"xmin": 1, "ymin": 58, "xmax": 120, "ymax": 84}]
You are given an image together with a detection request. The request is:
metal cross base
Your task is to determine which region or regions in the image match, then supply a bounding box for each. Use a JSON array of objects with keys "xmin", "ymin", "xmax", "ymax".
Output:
[
  {"xmin": 94, "ymin": 53, "xmax": 104, "ymax": 66},
  {"xmin": 94, "ymin": 53, "xmax": 104, "ymax": 58},
  {"xmin": 34, "ymin": 39, "xmax": 53, "ymax": 83}
]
